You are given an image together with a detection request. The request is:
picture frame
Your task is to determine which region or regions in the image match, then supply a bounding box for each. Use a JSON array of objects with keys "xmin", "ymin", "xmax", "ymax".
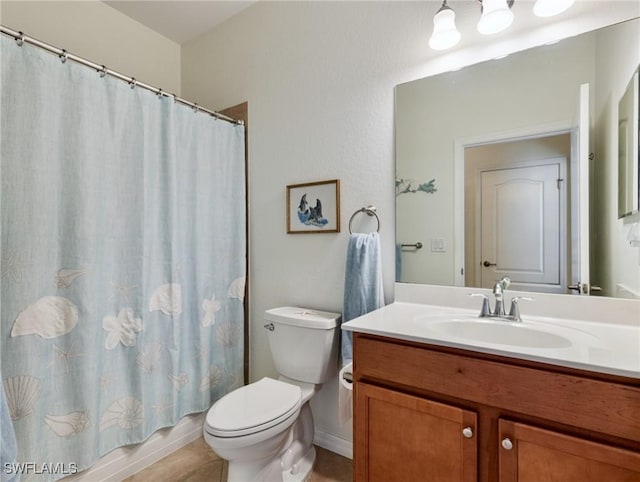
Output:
[{"xmin": 286, "ymin": 179, "xmax": 340, "ymax": 233}]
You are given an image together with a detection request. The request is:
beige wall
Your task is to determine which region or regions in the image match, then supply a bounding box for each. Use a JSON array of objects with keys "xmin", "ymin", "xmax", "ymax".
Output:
[
  {"xmin": 181, "ymin": 1, "xmax": 407, "ymax": 445},
  {"xmin": 0, "ymin": 1, "xmax": 181, "ymax": 94}
]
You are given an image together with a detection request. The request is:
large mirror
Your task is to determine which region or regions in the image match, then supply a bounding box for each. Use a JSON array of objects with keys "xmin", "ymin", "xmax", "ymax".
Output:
[{"xmin": 396, "ymin": 18, "xmax": 640, "ymax": 299}]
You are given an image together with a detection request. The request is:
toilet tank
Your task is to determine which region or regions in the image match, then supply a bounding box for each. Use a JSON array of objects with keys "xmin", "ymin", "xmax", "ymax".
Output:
[{"xmin": 264, "ymin": 307, "xmax": 341, "ymax": 384}]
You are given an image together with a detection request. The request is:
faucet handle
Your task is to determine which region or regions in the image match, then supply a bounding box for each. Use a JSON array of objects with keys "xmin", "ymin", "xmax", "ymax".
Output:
[
  {"xmin": 508, "ymin": 296, "xmax": 534, "ymax": 322},
  {"xmin": 498, "ymin": 276, "xmax": 511, "ymax": 290},
  {"xmin": 470, "ymin": 293, "xmax": 491, "ymax": 317}
]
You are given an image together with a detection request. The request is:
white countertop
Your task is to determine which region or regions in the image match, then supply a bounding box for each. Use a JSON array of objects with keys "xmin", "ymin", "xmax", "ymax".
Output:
[{"xmin": 342, "ymin": 302, "xmax": 640, "ymax": 379}]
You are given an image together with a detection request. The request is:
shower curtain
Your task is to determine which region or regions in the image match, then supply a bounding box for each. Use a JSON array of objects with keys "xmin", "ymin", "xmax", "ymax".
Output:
[{"xmin": 0, "ymin": 35, "xmax": 245, "ymax": 479}]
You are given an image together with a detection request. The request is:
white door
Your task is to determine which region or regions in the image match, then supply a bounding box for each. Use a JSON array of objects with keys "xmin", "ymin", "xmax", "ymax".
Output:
[
  {"xmin": 570, "ymin": 83, "xmax": 594, "ymax": 295},
  {"xmin": 480, "ymin": 163, "xmax": 564, "ymax": 292}
]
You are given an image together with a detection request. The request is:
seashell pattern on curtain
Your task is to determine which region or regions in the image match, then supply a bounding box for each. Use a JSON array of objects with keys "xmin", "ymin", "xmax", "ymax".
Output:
[{"xmin": 0, "ymin": 35, "xmax": 246, "ymax": 480}]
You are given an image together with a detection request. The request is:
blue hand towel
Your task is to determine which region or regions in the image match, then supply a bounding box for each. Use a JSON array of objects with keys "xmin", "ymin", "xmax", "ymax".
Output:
[
  {"xmin": 342, "ymin": 232, "xmax": 384, "ymax": 365},
  {"xmin": 1, "ymin": 377, "xmax": 19, "ymax": 482}
]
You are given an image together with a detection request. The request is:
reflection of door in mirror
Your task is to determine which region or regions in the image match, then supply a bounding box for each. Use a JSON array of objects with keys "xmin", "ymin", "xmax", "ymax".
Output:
[{"xmin": 464, "ymin": 135, "xmax": 569, "ymax": 294}]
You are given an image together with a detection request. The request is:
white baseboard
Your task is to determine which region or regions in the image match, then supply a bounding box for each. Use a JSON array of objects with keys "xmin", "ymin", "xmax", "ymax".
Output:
[
  {"xmin": 64, "ymin": 413, "xmax": 205, "ymax": 481},
  {"xmin": 63, "ymin": 416, "xmax": 350, "ymax": 481},
  {"xmin": 313, "ymin": 430, "xmax": 353, "ymax": 460}
]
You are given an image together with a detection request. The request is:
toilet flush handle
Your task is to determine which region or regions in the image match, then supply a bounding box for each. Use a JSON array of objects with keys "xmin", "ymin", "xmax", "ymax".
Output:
[{"xmin": 264, "ymin": 323, "xmax": 275, "ymax": 331}]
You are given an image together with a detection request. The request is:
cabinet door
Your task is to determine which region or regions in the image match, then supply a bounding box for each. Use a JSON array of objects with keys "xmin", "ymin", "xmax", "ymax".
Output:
[
  {"xmin": 499, "ymin": 419, "xmax": 640, "ymax": 482},
  {"xmin": 354, "ymin": 382, "xmax": 477, "ymax": 482}
]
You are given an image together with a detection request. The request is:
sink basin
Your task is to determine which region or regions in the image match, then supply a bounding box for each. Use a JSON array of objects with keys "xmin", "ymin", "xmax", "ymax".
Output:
[
  {"xmin": 341, "ymin": 302, "xmax": 635, "ymax": 378},
  {"xmin": 427, "ymin": 319, "xmax": 573, "ymax": 348}
]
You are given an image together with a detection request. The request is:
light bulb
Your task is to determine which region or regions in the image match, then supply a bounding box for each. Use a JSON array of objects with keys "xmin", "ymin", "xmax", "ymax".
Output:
[
  {"xmin": 477, "ymin": 0, "xmax": 514, "ymax": 35},
  {"xmin": 533, "ymin": 0, "xmax": 575, "ymax": 18},
  {"xmin": 429, "ymin": 2, "xmax": 461, "ymax": 51}
]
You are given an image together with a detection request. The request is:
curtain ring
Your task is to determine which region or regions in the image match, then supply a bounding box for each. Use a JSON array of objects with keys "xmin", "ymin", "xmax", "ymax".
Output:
[
  {"xmin": 129, "ymin": 78, "xmax": 137, "ymax": 89},
  {"xmin": 16, "ymin": 32, "xmax": 25, "ymax": 47},
  {"xmin": 193, "ymin": 103, "xmax": 200, "ymax": 113},
  {"xmin": 156, "ymin": 88, "xmax": 163, "ymax": 99},
  {"xmin": 59, "ymin": 50, "xmax": 68, "ymax": 64},
  {"xmin": 98, "ymin": 65, "xmax": 107, "ymax": 78}
]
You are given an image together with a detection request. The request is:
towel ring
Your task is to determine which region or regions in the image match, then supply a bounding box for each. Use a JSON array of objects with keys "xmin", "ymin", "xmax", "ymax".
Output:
[{"xmin": 348, "ymin": 206, "xmax": 380, "ymax": 234}]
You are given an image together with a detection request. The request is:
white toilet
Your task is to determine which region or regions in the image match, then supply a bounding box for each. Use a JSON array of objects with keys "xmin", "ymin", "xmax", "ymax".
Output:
[{"xmin": 203, "ymin": 306, "xmax": 341, "ymax": 482}]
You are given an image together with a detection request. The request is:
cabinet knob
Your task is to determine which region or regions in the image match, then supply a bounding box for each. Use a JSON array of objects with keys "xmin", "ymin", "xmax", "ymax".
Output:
[
  {"xmin": 462, "ymin": 427, "xmax": 473, "ymax": 438},
  {"xmin": 501, "ymin": 438, "xmax": 513, "ymax": 450}
]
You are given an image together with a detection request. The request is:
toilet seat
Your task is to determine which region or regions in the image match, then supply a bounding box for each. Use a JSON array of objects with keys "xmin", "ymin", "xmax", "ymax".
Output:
[{"xmin": 205, "ymin": 377, "xmax": 302, "ymax": 438}]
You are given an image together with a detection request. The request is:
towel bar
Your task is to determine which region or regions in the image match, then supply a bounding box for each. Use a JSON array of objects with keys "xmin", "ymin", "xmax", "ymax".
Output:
[
  {"xmin": 401, "ymin": 242, "xmax": 423, "ymax": 249},
  {"xmin": 348, "ymin": 206, "xmax": 380, "ymax": 234}
]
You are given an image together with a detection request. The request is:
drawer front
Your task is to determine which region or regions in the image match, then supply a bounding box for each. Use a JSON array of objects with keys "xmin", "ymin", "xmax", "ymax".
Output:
[{"xmin": 354, "ymin": 334, "xmax": 640, "ymax": 442}]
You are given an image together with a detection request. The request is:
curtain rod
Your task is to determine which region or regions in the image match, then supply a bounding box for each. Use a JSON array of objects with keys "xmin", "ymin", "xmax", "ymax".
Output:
[{"xmin": 0, "ymin": 25, "xmax": 243, "ymax": 126}]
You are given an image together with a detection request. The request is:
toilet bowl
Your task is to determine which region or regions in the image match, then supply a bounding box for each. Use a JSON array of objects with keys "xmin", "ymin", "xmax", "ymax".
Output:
[{"xmin": 203, "ymin": 307, "xmax": 341, "ymax": 482}]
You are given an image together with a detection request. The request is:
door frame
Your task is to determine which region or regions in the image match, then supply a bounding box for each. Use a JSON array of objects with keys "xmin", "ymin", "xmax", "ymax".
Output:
[
  {"xmin": 453, "ymin": 121, "xmax": 573, "ymax": 287},
  {"xmin": 220, "ymin": 102, "xmax": 249, "ymax": 384}
]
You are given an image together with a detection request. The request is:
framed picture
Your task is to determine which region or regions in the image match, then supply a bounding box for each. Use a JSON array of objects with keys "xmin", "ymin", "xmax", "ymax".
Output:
[{"xmin": 286, "ymin": 179, "xmax": 340, "ymax": 233}]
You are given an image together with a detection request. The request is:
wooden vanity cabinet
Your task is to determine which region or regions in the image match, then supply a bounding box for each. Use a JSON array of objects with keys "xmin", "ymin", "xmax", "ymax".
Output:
[
  {"xmin": 352, "ymin": 333, "xmax": 640, "ymax": 482},
  {"xmin": 355, "ymin": 383, "xmax": 477, "ymax": 482},
  {"xmin": 499, "ymin": 420, "xmax": 640, "ymax": 482}
]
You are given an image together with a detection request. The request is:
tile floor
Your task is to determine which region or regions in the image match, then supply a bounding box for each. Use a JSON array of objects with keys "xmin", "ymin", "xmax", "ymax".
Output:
[{"xmin": 123, "ymin": 437, "xmax": 352, "ymax": 482}]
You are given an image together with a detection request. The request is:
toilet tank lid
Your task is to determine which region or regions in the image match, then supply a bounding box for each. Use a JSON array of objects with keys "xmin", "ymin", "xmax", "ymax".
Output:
[{"xmin": 264, "ymin": 306, "xmax": 341, "ymax": 329}]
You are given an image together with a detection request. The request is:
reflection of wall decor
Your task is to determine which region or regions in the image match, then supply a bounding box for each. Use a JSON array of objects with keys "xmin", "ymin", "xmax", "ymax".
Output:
[
  {"xmin": 396, "ymin": 177, "xmax": 437, "ymax": 197},
  {"xmin": 286, "ymin": 179, "xmax": 340, "ymax": 233}
]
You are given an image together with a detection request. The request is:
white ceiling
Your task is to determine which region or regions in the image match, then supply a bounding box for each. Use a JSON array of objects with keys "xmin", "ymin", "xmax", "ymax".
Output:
[
  {"xmin": 103, "ymin": 1, "xmax": 639, "ymax": 47},
  {"xmin": 104, "ymin": 1, "xmax": 257, "ymax": 44}
]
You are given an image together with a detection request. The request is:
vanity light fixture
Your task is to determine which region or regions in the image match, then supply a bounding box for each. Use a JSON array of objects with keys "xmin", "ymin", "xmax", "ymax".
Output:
[
  {"xmin": 428, "ymin": 1, "xmax": 462, "ymax": 51},
  {"xmin": 477, "ymin": 0, "xmax": 515, "ymax": 35},
  {"xmin": 428, "ymin": 0, "xmax": 576, "ymax": 51},
  {"xmin": 533, "ymin": 0, "xmax": 576, "ymax": 18},
  {"xmin": 428, "ymin": 0, "xmax": 515, "ymax": 51}
]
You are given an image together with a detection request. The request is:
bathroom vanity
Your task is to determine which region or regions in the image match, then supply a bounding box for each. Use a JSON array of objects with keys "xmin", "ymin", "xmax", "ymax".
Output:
[{"xmin": 343, "ymin": 298, "xmax": 640, "ymax": 482}]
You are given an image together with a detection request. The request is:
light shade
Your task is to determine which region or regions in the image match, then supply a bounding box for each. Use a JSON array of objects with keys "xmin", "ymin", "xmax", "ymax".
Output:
[
  {"xmin": 477, "ymin": 0, "xmax": 514, "ymax": 35},
  {"xmin": 533, "ymin": 0, "xmax": 575, "ymax": 18},
  {"xmin": 429, "ymin": 2, "xmax": 461, "ymax": 51}
]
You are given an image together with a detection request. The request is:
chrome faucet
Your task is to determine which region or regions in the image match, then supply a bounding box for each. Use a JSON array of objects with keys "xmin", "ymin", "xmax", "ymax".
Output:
[
  {"xmin": 470, "ymin": 276, "xmax": 534, "ymax": 322},
  {"xmin": 492, "ymin": 276, "xmax": 510, "ymax": 317}
]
